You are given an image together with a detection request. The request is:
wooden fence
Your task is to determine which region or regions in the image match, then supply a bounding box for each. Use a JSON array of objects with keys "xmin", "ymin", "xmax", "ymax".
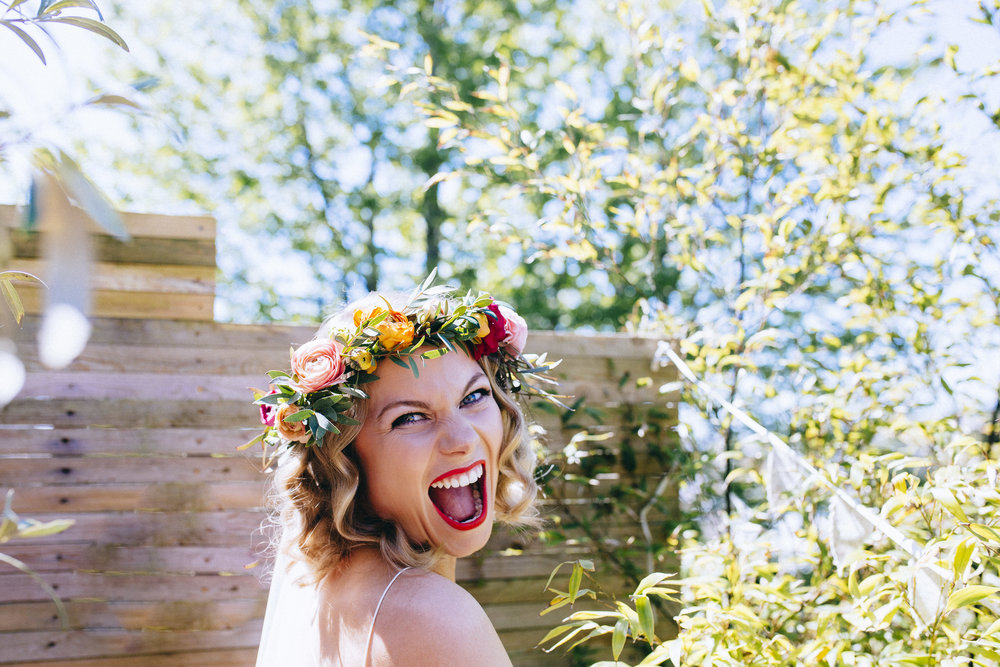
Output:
[{"xmin": 0, "ymin": 207, "xmax": 677, "ymax": 666}]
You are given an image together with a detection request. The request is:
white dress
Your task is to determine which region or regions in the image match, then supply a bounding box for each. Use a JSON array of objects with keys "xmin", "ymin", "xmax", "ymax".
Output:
[{"xmin": 256, "ymin": 549, "xmax": 411, "ymax": 667}]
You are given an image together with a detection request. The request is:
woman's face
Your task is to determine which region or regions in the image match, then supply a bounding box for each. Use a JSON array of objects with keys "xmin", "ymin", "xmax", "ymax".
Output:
[{"xmin": 353, "ymin": 349, "xmax": 504, "ymax": 557}]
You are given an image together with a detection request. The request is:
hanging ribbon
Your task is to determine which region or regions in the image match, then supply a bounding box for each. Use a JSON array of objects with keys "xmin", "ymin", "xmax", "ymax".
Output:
[{"xmin": 655, "ymin": 341, "xmax": 924, "ymax": 561}]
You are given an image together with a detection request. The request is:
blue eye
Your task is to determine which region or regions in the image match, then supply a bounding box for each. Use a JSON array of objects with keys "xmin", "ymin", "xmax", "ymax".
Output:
[
  {"xmin": 461, "ymin": 388, "xmax": 490, "ymax": 406},
  {"xmin": 391, "ymin": 412, "xmax": 424, "ymax": 428}
]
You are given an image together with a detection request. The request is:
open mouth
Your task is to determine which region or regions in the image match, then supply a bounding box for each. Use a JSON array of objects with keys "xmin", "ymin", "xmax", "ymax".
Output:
[{"xmin": 428, "ymin": 461, "xmax": 488, "ymax": 530}]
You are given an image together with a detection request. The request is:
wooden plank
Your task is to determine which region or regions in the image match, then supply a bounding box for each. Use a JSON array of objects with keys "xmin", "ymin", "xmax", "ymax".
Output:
[
  {"xmin": 0, "ymin": 428, "xmax": 257, "ymax": 457},
  {"xmin": 0, "ymin": 571, "xmax": 268, "ymax": 604},
  {"xmin": 0, "ymin": 398, "xmax": 256, "ymax": 428},
  {"xmin": 12, "ymin": 259, "xmax": 215, "ymax": 295},
  {"xmin": 0, "ymin": 621, "xmax": 263, "ymax": 663},
  {"xmin": 15, "ymin": 286, "xmax": 215, "ymax": 321},
  {"xmin": 484, "ymin": 601, "xmax": 559, "ymax": 632},
  {"xmin": 15, "ymin": 344, "xmax": 292, "ymax": 375},
  {"xmin": 2, "ymin": 544, "xmax": 264, "ymax": 576},
  {"xmin": 8, "ymin": 481, "xmax": 266, "ymax": 513},
  {"xmin": 0, "ymin": 511, "xmax": 265, "ymax": 549},
  {"xmin": 10, "ymin": 316, "xmax": 672, "ymax": 361},
  {"xmin": 0, "ymin": 396, "xmax": 668, "ymax": 430},
  {"xmin": 12, "ymin": 648, "xmax": 258, "ymax": 667},
  {"xmin": 0, "ymin": 457, "xmax": 263, "ymax": 486},
  {"xmin": 9, "ymin": 231, "xmax": 216, "ymax": 267},
  {"xmin": 0, "ymin": 598, "xmax": 266, "ymax": 632},
  {"xmin": 14, "ymin": 370, "xmax": 674, "ymax": 408},
  {"xmin": 12, "ymin": 316, "xmax": 312, "ymax": 350},
  {"xmin": 18, "ymin": 373, "xmax": 276, "ymax": 402},
  {"xmin": 0, "ymin": 205, "xmax": 216, "ymax": 240}
]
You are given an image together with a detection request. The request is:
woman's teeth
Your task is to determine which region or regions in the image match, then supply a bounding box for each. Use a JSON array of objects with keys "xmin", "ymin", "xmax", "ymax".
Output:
[{"xmin": 430, "ymin": 463, "xmax": 484, "ymax": 489}]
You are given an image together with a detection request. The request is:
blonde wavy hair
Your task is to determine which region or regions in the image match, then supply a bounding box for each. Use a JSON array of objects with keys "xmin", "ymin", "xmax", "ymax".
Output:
[{"xmin": 266, "ymin": 293, "xmax": 541, "ymax": 582}]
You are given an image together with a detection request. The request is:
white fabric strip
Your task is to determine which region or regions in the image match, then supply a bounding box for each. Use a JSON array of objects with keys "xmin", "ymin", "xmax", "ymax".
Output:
[
  {"xmin": 364, "ymin": 567, "xmax": 412, "ymax": 665},
  {"xmin": 656, "ymin": 341, "xmax": 924, "ymax": 561}
]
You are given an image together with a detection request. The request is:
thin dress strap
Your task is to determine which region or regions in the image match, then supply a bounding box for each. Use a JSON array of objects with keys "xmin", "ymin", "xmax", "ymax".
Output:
[{"xmin": 364, "ymin": 567, "xmax": 411, "ymax": 665}]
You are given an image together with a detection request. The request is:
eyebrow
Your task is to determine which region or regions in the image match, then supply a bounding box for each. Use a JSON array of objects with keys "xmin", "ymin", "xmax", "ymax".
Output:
[{"xmin": 375, "ymin": 369, "xmax": 488, "ymax": 422}]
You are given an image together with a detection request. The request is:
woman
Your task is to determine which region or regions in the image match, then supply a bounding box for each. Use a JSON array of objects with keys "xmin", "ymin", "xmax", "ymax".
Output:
[{"xmin": 251, "ymin": 278, "xmax": 555, "ymax": 666}]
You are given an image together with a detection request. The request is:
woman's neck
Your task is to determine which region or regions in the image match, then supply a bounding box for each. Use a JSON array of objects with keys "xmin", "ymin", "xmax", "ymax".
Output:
[
  {"xmin": 431, "ymin": 554, "xmax": 456, "ymax": 581},
  {"xmin": 347, "ymin": 547, "xmax": 457, "ymax": 581}
]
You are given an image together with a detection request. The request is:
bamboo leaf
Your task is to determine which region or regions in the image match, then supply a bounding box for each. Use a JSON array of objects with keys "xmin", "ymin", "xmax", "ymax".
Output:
[
  {"xmin": 0, "ymin": 279, "xmax": 25, "ymax": 325},
  {"xmin": 0, "ymin": 552, "xmax": 69, "ymax": 628},
  {"xmin": 612, "ymin": 617, "xmax": 628, "ymax": 660},
  {"xmin": 42, "ymin": 0, "xmax": 103, "ymax": 18},
  {"xmin": 40, "ymin": 16, "xmax": 129, "ymax": 51},
  {"xmin": 947, "ymin": 585, "xmax": 1000, "ymax": 612},
  {"xmin": 0, "ymin": 19, "xmax": 45, "ymax": 64},
  {"xmin": 636, "ymin": 594, "xmax": 655, "ymax": 640},
  {"xmin": 568, "ymin": 561, "xmax": 582, "ymax": 600},
  {"xmin": 15, "ymin": 518, "xmax": 75, "ymax": 539}
]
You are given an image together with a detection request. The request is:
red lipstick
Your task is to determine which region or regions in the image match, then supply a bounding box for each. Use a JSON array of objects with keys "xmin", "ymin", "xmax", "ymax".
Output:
[{"xmin": 428, "ymin": 459, "xmax": 488, "ymax": 531}]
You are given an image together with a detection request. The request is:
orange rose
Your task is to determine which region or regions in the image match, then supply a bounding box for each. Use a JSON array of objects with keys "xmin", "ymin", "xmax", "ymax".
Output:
[
  {"xmin": 275, "ymin": 403, "xmax": 311, "ymax": 444},
  {"xmin": 356, "ymin": 307, "xmax": 415, "ymax": 351}
]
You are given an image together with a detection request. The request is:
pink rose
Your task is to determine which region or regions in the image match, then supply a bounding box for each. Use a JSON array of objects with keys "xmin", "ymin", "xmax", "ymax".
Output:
[
  {"xmin": 275, "ymin": 403, "xmax": 312, "ymax": 444},
  {"xmin": 291, "ymin": 339, "xmax": 346, "ymax": 393},
  {"xmin": 472, "ymin": 303, "xmax": 507, "ymax": 360},
  {"xmin": 498, "ymin": 306, "xmax": 528, "ymax": 356}
]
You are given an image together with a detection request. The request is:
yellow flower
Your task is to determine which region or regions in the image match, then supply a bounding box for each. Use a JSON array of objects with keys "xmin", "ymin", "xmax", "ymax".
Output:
[
  {"xmin": 348, "ymin": 348, "xmax": 375, "ymax": 371},
  {"xmin": 354, "ymin": 306, "xmax": 415, "ymax": 351},
  {"xmin": 377, "ymin": 319, "xmax": 415, "ymax": 350},
  {"xmin": 473, "ymin": 312, "xmax": 490, "ymax": 339}
]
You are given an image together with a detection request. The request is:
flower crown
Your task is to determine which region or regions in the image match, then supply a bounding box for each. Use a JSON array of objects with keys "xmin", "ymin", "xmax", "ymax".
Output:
[{"xmin": 244, "ymin": 274, "xmax": 560, "ymax": 453}]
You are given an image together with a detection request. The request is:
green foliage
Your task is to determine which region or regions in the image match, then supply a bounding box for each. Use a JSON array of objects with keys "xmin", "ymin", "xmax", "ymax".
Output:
[
  {"xmin": 0, "ymin": 0, "xmax": 128, "ymax": 65},
  {"xmin": 1, "ymin": 490, "xmax": 74, "ymax": 628},
  {"xmin": 400, "ymin": 0, "xmax": 1000, "ymax": 663}
]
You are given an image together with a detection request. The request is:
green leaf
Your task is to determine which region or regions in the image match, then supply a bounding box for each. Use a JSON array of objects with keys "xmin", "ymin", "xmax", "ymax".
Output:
[
  {"xmin": 612, "ymin": 617, "xmax": 628, "ymax": 660},
  {"xmin": 636, "ymin": 594, "xmax": 655, "ymax": 640},
  {"xmin": 40, "ymin": 16, "xmax": 129, "ymax": 51},
  {"xmin": 43, "ymin": 152, "xmax": 129, "ymax": 240},
  {"xmin": 953, "ymin": 538, "xmax": 974, "ymax": 580},
  {"xmin": 314, "ymin": 410, "xmax": 335, "ymax": 432},
  {"xmin": 0, "ymin": 552, "xmax": 69, "ymax": 628},
  {"xmin": 237, "ymin": 432, "xmax": 264, "ymax": 451},
  {"xmin": 634, "ymin": 572, "xmax": 674, "ymax": 595},
  {"xmin": 42, "ymin": 0, "xmax": 103, "ymax": 18},
  {"xmin": 421, "ymin": 348, "xmax": 448, "ymax": 360},
  {"xmin": 282, "ymin": 409, "xmax": 313, "ymax": 423},
  {"xmin": 388, "ymin": 356, "xmax": 409, "ymax": 369},
  {"xmin": 0, "ymin": 270, "xmax": 47, "ymax": 286},
  {"xmin": 931, "ymin": 488, "xmax": 969, "ymax": 522},
  {"xmin": 967, "ymin": 523, "xmax": 1000, "ymax": 543},
  {"xmin": 947, "ymin": 585, "xmax": 1000, "ymax": 612},
  {"xmin": 568, "ymin": 561, "xmax": 582, "ymax": 600},
  {"xmin": 339, "ymin": 384, "xmax": 368, "ymax": 399},
  {"xmin": 0, "ymin": 19, "xmax": 46, "ymax": 64},
  {"xmin": 85, "ymin": 93, "xmax": 141, "ymax": 109},
  {"xmin": 15, "ymin": 518, "xmax": 75, "ymax": 539},
  {"xmin": 0, "ymin": 278, "xmax": 25, "ymax": 325}
]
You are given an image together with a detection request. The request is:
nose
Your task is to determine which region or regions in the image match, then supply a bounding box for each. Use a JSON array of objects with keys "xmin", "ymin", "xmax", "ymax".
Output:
[{"xmin": 437, "ymin": 414, "xmax": 477, "ymax": 456}]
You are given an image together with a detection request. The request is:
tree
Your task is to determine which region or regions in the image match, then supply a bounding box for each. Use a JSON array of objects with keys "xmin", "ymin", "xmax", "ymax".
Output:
[
  {"xmin": 109, "ymin": 0, "xmax": 623, "ymax": 323},
  {"xmin": 402, "ymin": 0, "xmax": 1000, "ymax": 662}
]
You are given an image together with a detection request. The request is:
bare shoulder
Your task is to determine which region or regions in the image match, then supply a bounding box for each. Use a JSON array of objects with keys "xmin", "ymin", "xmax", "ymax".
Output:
[{"xmin": 372, "ymin": 569, "xmax": 511, "ymax": 666}]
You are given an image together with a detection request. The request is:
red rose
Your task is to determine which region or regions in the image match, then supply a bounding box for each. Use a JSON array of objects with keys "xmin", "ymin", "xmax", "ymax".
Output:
[{"xmin": 472, "ymin": 303, "xmax": 508, "ymax": 360}]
